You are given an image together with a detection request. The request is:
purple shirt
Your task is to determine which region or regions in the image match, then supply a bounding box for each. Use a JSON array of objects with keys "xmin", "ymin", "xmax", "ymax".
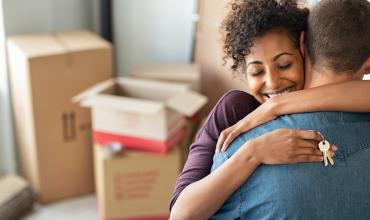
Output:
[{"xmin": 169, "ymin": 90, "xmax": 260, "ymax": 210}]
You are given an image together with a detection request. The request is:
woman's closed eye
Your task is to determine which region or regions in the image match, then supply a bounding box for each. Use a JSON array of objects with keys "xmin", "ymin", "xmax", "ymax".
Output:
[
  {"xmin": 249, "ymin": 69, "xmax": 264, "ymax": 76},
  {"xmin": 278, "ymin": 63, "xmax": 292, "ymax": 70}
]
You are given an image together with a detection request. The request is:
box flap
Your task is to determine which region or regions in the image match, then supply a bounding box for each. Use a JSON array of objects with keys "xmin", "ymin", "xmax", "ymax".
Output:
[
  {"xmin": 7, "ymin": 34, "xmax": 65, "ymax": 58},
  {"xmin": 72, "ymin": 79, "xmax": 116, "ymax": 104},
  {"xmin": 7, "ymin": 30, "xmax": 111, "ymax": 58},
  {"xmin": 80, "ymin": 94, "xmax": 164, "ymax": 115},
  {"xmin": 55, "ymin": 30, "xmax": 111, "ymax": 52},
  {"xmin": 73, "ymin": 78, "xmax": 165, "ymax": 115},
  {"xmin": 166, "ymin": 91, "xmax": 208, "ymax": 116},
  {"xmin": 0, "ymin": 175, "xmax": 29, "ymax": 205}
]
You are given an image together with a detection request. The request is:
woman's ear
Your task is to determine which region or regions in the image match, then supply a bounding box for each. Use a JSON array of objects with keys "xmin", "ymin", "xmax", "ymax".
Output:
[
  {"xmin": 300, "ymin": 31, "xmax": 305, "ymax": 58},
  {"xmin": 364, "ymin": 57, "xmax": 370, "ymax": 74}
]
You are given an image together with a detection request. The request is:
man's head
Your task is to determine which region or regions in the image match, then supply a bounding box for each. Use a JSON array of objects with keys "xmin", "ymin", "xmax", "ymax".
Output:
[{"xmin": 305, "ymin": 0, "xmax": 370, "ymax": 83}]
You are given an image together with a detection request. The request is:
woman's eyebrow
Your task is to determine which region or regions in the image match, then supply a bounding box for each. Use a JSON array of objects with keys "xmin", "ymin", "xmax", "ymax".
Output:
[
  {"xmin": 246, "ymin": 60, "xmax": 263, "ymax": 68},
  {"xmin": 272, "ymin": 52, "xmax": 293, "ymax": 61}
]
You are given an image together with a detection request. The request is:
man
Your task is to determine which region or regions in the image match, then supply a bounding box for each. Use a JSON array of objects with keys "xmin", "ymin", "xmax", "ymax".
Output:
[{"xmin": 211, "ymin": 0, "xmax": 370, "ymax": 219}]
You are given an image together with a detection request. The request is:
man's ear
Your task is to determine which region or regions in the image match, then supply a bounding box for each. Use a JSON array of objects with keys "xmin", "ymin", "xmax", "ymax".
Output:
[{"xmin": 299, "ymin": 31, "xmax": 305, "ymax": 58}]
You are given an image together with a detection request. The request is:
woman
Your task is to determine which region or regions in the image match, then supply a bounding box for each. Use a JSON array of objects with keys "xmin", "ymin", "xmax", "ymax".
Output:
[{"xmin": 170, "ymin": 1, "xmax": 369, "ymax": 219}]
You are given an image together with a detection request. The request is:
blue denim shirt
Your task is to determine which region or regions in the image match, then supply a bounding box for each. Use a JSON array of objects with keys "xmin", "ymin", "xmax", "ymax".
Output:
[{"xmin": 211, "ymin": 112, "xmax": 370, "ymax": 220}]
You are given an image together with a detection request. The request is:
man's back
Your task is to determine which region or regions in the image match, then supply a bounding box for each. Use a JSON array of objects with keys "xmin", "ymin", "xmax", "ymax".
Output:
[{"xmin": 211, "ymin": 112, "xmax": 370, "ymax": 220}]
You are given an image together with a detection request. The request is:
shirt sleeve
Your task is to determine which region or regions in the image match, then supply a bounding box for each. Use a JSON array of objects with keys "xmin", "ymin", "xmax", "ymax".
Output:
[{"xmin": 169, "ymin": 90, "xmax": 260, "ymax": 210}]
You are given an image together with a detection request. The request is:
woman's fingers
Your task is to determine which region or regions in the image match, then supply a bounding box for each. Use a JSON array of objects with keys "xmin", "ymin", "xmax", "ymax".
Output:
[
  {"xmin": 215, "ymin": 131, "xmax": 227, "ymax": 153},
  {"xmin": 293, "ymin": 142, "xmax": 338, "ymax": 164},
  {"xmin": 295, "ymin": 129, "xmax": 323, "ymax": 142},
  {"xmin": 216, "ymin": 126, "xmax": 234, "ymax": 153},
  {"xmin": 221, "ymin": 129, "xmax": 242, "ymax": 152},
  {"xmin": 292, "ymin": 155, "xmax": 324, "ymax": 163},
  {"xmin": 294, "ymin": 146, "xmax": 322, "ymax": 156}
]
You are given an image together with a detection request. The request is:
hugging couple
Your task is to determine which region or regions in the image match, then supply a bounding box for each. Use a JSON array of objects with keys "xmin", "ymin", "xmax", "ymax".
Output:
[{"xmin": 170, "ymin": 0, "xmax": 370, "ymax": 219}]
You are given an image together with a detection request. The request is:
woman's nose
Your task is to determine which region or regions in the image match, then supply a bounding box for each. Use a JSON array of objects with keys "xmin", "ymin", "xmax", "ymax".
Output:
[{"xmin": 265, "ymin": 70, "xmax": 281, "ymax": 89}]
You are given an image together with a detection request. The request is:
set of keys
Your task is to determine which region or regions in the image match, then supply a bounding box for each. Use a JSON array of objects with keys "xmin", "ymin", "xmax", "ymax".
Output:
[{"xmin": 318, "ymin": 133, "xmax": 334, "ymax": 167}]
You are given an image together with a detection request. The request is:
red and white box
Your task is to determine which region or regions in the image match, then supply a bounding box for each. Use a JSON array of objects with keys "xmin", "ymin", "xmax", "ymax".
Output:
[{"xmin": 74, "ymin": 77, "xmax": 207, "ymax": 154}]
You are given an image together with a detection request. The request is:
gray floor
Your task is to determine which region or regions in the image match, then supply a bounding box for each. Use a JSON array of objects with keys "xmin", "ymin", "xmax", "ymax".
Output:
[{"xmin": 22, "ymin": 194, "xmax": 99, "ymax": 220}]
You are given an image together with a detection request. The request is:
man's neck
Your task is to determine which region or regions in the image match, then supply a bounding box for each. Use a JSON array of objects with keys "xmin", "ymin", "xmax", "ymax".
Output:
[{"xmin": 304, "ymin": 68, "xmax": 362, "ymax": 89}]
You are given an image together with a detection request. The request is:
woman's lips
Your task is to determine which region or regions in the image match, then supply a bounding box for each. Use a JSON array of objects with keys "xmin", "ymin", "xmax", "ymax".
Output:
[{"xmin": 263, "ymin": 86, "xmax": 296, "ymax": 98}]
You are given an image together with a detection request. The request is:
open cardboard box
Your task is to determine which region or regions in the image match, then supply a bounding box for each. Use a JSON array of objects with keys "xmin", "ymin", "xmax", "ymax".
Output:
[{"xmin": 74, "ymin": 77, "xmax": 208, "ymax": 154}]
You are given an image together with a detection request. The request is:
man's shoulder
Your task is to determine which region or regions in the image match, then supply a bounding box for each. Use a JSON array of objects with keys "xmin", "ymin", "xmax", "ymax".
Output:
[
  {"xmin": 238, "ymin": 111, "xmax": 370, "ymax": 143},
  {"xmin": 277, "ymin": 111, "xmax": 370, "ymax": 125}
]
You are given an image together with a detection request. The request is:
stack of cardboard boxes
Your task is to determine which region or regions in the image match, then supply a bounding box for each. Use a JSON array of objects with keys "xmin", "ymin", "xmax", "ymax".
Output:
[
  {"xmin": 8, "ymin": 30, "xmax": 207, "ymax": 220},
  {"xmin": 75, "ymin": 68, "xmax": 207, "ymax": 219}
]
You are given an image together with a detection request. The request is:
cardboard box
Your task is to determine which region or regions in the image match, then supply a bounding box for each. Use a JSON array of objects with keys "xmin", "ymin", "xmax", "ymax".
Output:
[
  {"xmin": 0, "ymin": 175, "xmax": 34, "ymax": 220},
  {"xmin": 94, "ymin": 144, "xmax": 183, "ymax": 220},
  {"xmin": 74, "ymin": 77, "xmax": 208, "ymax": 154},
  {"xmin": 131, "ymin": 63, "xmax": 201, "ymax": 92},
  {"xmin": 7, "ymin": 30, "xmax": 113, "ymax": 203}
]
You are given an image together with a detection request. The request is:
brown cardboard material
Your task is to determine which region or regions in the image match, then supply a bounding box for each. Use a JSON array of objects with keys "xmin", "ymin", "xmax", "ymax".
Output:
[
  {"xmin": 131, "ymin": 63, "xmax": 201, "ymax": 92},
  {"xmin": 195, "ymin": 0, "xmax": 249, "ymax": 114},
  {"xmin": 7, "ymin": 30, "xmax": 113, "ymax": 203},
  {"xmin": 0, "ymin": 175, "xmax": 34, "ymax": 219},
  {"xmin": 94, "ymin": 144, "xmax": 183, "ymax": 220},
  {"xmin": 73, "ymin": 77, "xmax": 208, "ymax": 151}
]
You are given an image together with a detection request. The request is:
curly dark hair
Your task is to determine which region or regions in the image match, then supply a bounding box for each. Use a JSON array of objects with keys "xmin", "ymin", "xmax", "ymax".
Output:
[{"xmin": 222, "ymin": 0, "xmax": 309, "ymax": 75}]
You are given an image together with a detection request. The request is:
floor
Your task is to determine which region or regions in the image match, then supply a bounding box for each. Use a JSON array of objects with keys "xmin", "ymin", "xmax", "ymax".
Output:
[{"xmin": 21, "ymin": 194, "xmax": 100, "ymax": 220}]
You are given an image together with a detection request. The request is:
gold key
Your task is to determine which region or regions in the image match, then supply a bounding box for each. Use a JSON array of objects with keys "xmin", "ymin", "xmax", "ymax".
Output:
[
  {"xmin": 327, "ymin": 150, "xmax": 335, "ymax": 165},
  {"xmin": 318, "ymin": 133, "xmax": 335, "ymax": 167}
]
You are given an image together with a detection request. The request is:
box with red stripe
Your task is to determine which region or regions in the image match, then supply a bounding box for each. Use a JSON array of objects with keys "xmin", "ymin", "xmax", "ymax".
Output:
[{"xmin": 73, "ymin": 77, "xmax": 207, "ymax": 153}]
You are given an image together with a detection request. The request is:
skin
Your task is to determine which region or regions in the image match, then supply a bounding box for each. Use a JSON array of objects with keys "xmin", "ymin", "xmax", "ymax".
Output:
[
  {"xmin": 171, "ymin": 26, "xmax": 370, "ymax": 220},
  {"xmin": 245, "ymin": 29, "xmax": 305, "ymax": 103},
  {"xmin": 217, "ymin": 33, "xmax": 370, "ymax": 153},
  {"xmin": 170, "ymin": 30, "xmax": 333, "ymax": 220}
]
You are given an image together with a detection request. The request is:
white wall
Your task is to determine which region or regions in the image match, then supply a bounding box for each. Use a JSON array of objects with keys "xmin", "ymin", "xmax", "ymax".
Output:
[
  {"xmin": 0, "ymin": 0, "xmax": 13, "ymax": 175},
  {"xmin": 3, "ymin": 0, "xmax": 93, "ymax": 35},
  {"xmin": 113, "ymin": 0, "xmax": 197, "ymax": 75},
  {"xmin": 0, "ymin": 0, "xmax": 94, "ymax": 175}
]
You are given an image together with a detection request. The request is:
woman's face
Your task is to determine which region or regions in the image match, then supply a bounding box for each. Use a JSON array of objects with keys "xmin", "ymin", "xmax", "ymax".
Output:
[{"xmin": 245, "ymin": 30, "xmax": 305, "ymax": 103}]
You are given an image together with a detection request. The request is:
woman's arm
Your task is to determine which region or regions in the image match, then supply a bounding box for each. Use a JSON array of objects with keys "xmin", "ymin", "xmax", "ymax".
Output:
[
  {"xmin": 170, "ymin": 91, "xmax": 260, "ymax": 210},
  {"xmin": 170, "ymin": 140, "xmax": 259, "ymax": 220},
  {"xmin": 169, "ymin": 91, "xmax": 260, "ymax": 217},
  {"xmin": 170, "ymin": 128, "xmax": 329, "ymax": 220},
  {"xmin": 273, "ymin": 80, "xmax": 370, "ymax": 115},
  {"xmin": 217, "ymin": 80, "xmax": 370, "ymax": 152}
]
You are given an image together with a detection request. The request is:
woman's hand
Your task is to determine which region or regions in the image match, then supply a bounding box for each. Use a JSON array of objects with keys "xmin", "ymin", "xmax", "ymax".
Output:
[
  {"xmin": 244, "ymin": 128, "xmax": 337, "ymax": 165},
  {"xmin": 216, "ymin": 98, "xmax": 279, "ymax": 153}
]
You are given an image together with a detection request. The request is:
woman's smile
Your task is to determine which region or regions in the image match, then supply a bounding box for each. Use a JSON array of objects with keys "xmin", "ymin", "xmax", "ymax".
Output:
[{"xmin": 262, "ymin": 85, "xmax": 296, "ymax": 99}]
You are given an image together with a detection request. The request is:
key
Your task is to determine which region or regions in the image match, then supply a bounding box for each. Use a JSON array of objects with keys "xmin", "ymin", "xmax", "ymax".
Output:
[
  {"xmin": 318, "ymin": 140, "xmax": 330, "ymax": 166},
  {"xmin": 327, "ymin": 152, "xmax": 335, "ymax": 165},
  {"xmin": 318, "ymin": 132, "xmax": 335, "ymax": 167}
]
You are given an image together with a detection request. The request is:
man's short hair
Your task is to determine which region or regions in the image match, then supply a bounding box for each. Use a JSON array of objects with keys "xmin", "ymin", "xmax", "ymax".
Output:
[{"xmin": 306, "ymin": 0, "xmax": 370, "ymax": 74}]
